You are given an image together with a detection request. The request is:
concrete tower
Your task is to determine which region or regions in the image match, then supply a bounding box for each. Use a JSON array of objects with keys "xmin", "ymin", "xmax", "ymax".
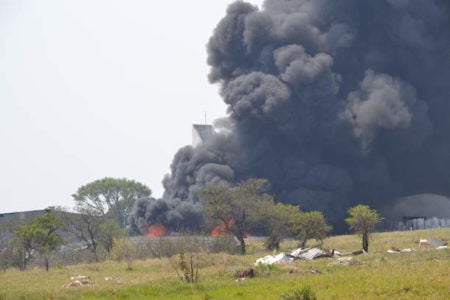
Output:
[{"xmin": 192, "ymin": 124, "xmax": 215, "ymax": 147}]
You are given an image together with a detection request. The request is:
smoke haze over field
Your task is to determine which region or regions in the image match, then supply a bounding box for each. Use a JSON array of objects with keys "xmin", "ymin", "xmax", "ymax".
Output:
[{"xmin": 132, "ymin": 0, "xmax": 450, "ymax": 233}]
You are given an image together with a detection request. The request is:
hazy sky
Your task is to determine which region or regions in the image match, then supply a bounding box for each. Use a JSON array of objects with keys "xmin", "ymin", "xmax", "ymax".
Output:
[{"xmin": 0, "ymin": 0, "xmax": 264, "ymax": 213}]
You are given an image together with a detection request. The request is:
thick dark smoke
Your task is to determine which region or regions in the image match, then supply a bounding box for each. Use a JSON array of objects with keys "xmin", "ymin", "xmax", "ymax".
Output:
[{"xmin": 131, "ymin": 0, "xmax": 450, "ymax": 233}]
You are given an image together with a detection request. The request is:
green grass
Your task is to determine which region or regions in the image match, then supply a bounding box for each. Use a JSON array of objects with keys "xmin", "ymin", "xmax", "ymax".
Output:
[{"xmin": 1, "ymin": 229, "xmax": 450, "ymax": 299}]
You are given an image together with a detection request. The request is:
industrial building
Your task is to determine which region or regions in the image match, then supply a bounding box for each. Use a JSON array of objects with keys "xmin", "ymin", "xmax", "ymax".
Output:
[{"xmin": 192, "ymin": 124, "xmax": 215, "ymax": 147}]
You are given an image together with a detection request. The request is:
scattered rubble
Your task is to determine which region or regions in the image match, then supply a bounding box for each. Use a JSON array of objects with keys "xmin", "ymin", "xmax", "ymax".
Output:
[
  {"xmin": 104, "ymin": 276, "xmax": 122, "ymax": 284},
  {"xmin": 63, "ymin": 280, "xmax": 96, "ymax": 288},
  {"xmin": 290, "ymin": 248, "xmax": 340, "ymax": 260},
  {"xmin": 255, "ymin": 248, "xmax": 346, "ymax": 265},
  {"xmin": 255, "ymin": 247, "xmax": 365, "ymax": 265},
  {"xmin": 234, "ymin": 268, "xmax": 255, "ymax": 279},
  {"xmin": 287, "ymin": 268, "xmax": 321, "ymax": 275},
  {"xmin": 387, "ymin": 237, "xmax": 448, "ymax": 253},
  {"xmin": 255, "ymin": 252, "xmax": 293, "ymax": 265},
  {"xmin": 70, "ymin": 275, "xmax": 90, "ymax": 280},
  {"xmin": 63, "ymin": 275, "xmax": 95, "ymax": 288},
  {"xmin": 419, "ymin": 238, "xmax": 447, "ymax": 247},
  {"xmin": 329, "ymin": 257, "xmax": 361, "ymax": 266},
  {"xmin": 387, "ymin": 247, "xmax": 416, "ymax": 253}
]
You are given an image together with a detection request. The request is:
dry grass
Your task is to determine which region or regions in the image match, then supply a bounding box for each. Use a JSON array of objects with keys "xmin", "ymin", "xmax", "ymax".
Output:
[{"xmin": 1, "ymin": 228, "xmax": 450, "ymax": 299}]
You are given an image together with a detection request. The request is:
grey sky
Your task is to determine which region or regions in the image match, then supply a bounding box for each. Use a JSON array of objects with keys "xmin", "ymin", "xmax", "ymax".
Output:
[{"xmin": 0, "ymin": 0, "xmax": 264, "ymax": 213}]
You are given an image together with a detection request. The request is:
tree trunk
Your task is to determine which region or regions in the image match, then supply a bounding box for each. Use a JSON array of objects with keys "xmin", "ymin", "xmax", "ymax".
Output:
[
  {"xmin": 362, "ymin": 231, "xmax": 369, "ymax": 252},
  {"xmin": 265, "ymin": 235, "xmax": 280, "ymax": 250},
  {"xmin": 300, "ymin": 237, "xmax": 308, "ymax": 248},
  {"xmin": 45, "ymin": 256, "xmax": 49, "ymax": 272},
  {"xmin": 91, "ymin": 239, "xmax": 99, "ymax": 262},
  {"xmin": 237, "ymin": 236, "xmax": 246, "ymax": 255}
]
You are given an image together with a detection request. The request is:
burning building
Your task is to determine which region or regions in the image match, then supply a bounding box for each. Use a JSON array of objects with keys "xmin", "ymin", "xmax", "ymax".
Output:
[
  {"xmin": 192, "ymin": 124, "xmax": 216, "ymax": 147},
  {"xmin": 130, "ymin": 0, "xmax": 450, "ymax": 234}
]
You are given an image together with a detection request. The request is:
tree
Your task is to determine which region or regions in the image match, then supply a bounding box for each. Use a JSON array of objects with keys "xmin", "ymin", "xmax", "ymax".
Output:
[
  {"xmin": 5, "ymin": 213, "xmax": 64, "ymax": 271},
  {"xmin": 345, "ymin": 204, "xmax": 383, "ymax": 252},
  {"xmin": 58, "ymin": 210, "xmax": 103, "ymax": 260},
  {"xmin": 72, "ymin": 177, "xmax": 151, "ymax": 228},
  {"xmin": 26, "ymin": 213, "xmax": 64, "ymax": 271},
  {"xmin": 292, "ymin": 211, "xmax": 331, "ymax": 248},
  {"xmin": 199, "ymin": 178, "xmax": 274, "ymax": 255},
  {"xmin": 58, "ymin": 209, "xmax": 125, "ymax": 261},
  {"xmin": 97, "ymin": 219, "xmax": 127, "ymax": 255},
  {"xmin": 264, "ymin": 203, "xmax": 301, "ymax": 250},
  {"xmin": 1, "ymin": 220, "xmax": 32, "ymax": 271}
]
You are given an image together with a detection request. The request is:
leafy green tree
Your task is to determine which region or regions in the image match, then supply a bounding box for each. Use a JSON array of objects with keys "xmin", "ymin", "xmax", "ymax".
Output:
[
  {"xmin": 345, "ymin": 204, "xmax": 383, "ymax": 252},
  {"xmin": 6, "ymin": 213, "xmax": 64, "ymax": 271},
  {"xmin": 0, "ymin": 247, "xmax": 13, "ymax": 271},
  {"xmin": 97, "ymin": 219, "xmax": 127, "ymax": 255},
  {"xmin": 72, "ymin": 177, "xmax": 151, "ymax": 227},
  {"xmin": 200, "ymin": 178, "xmax": 274, "ymax": 255},
  {"xmin": 292, "ymin": 211, "xmax": 331, "ymax": 248},
  {"xmin": 27, "ymin": 213, "xmax": 64, "ymax": 271},
  {"xmin": 1, "ymin": 220, "xmax": 31, "ymax": 271},
  {"xmin": 264, "ymin": 203, "xmax": 301, "ymax": 250}
]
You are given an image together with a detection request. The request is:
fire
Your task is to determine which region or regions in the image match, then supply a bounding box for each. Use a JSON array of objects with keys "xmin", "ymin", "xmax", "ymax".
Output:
[
  {"xmin": 210, "ymin": 219, "xmax": 234, "ymax": 237},
  {"xmin": 147, "ymin": 223, "xmax": 166, "ymax": 237},
  {"xmin": 210, "ymin": 224, "xmax": 229, "ymax": 237}
]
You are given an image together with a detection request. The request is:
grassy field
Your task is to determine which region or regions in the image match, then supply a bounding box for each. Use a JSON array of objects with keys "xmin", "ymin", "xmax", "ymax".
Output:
[{"xmin": 1, "ymin": 228, "xmax": 450, "ymax": 299}]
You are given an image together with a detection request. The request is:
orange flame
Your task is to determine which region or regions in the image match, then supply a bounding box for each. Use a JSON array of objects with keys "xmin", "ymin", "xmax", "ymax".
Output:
[
  {"xmin": 147, "ymin": 223, "xmax": 166, "ymax": 237},
  {"xmin": 211, "ymin": 224, "xmax": 228, "ymax": 237},
  {"xmin": 210, "ymin": 219, "xmax": 234, "ymax": 237}
]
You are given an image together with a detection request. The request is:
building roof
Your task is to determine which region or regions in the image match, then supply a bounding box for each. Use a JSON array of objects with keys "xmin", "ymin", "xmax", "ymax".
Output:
[{"xmin": 0, "ymin": 209, "xmax": 51, "ymax": 227}]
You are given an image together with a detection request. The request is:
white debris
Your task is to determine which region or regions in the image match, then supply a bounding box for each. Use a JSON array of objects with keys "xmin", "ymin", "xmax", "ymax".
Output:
[
  {"xmin": 63, "ymin": 280, "xmax": 95, "ymax": 288},
  {"xmin": 104, "ymin": 276, "xmax": 121, "ymax": 281},
  {"xmin": 387, "ymin": 248, "xmax": 416, "ymax": 253},
  {"xmin": 419, "ymin": 239, "xmax": 429, "ymax": 247},
  {"xmin": 400, "ymin": 248, "xmax": 415, "ymax": 252},
  {"xmin": 290, "ymin": 248, "xmax": 329, "ymax": 260},
  {"xmin": 70, "ymin": 275, "xmax": 90, "ymax": 280},
  {"xmin": 330, "ymin": 257, "xmax": 360, "ymax": 266},
  {"xmin": 255, "ymin": 252, "xmax": 294, "ymax": 265}
]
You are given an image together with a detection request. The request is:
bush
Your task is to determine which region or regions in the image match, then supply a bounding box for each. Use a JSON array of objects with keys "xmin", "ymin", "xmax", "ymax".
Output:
[
  {"xmin": 169, "ymin": 252, "xmax": 199, "ymax": 283},
  {"xmin": 280, "ymin": 286, "xmax": 317, "ymax": 300},
  {"xmin": 6, "ymin": 243, "xmax": 30, "ymax": 271},
  {"xmin": 0, "ymin": 247, "xmax": 11, "ymax": 271},
  {"xmin": 208, "ymin": 236, "xmax": 238, "ymax": 254},
  {"xmin": 110, "ymin": 238, "xmax": 137, "ymax": 270}
]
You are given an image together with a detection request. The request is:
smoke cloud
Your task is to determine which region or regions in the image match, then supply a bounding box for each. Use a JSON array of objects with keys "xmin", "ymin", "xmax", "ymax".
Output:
[{"xmin": 131, "ymin": 0, "xmax": 450, "ymax": 233}]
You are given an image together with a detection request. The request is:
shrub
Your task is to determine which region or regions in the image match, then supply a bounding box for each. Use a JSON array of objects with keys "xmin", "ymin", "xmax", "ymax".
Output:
[
  {"xmin": 111, "ymin": 238, "xmax": 137, "ymax": 270},
  {"xmin": 169, "ymin": 252, "xmax": 199, "ymax": 283},
  {"xmin": 281, "ymin": 286, "xmax": 317, "ymax": 300},
  {"xmin": 208, "ymin": 236, "xmax": 238, "ymax": 254},
  {"xmin": 0, "ymin": 247, "xmax": 11, "ymax": 271}
]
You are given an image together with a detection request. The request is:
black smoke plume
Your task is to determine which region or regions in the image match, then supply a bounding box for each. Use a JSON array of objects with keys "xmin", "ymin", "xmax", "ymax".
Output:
[{"xmin": 131, "ymin": 0, "xmax": 450, "ymax": 233}]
